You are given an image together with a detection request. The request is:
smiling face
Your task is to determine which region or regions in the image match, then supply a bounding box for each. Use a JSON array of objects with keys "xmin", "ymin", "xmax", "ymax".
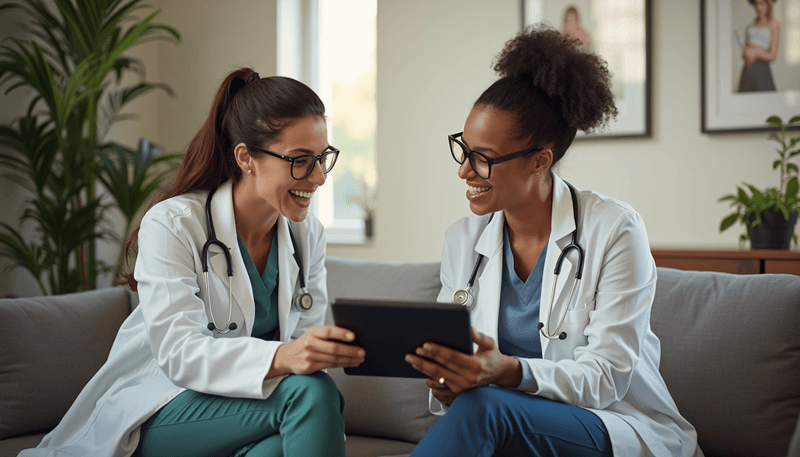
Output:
[
  {"xmin": 236, "ymin": 115, "xmax": 329, "ymax": 222},
  {"xmin": 458, "ymin": 104, "xmax": 547, "ymax": 216}
]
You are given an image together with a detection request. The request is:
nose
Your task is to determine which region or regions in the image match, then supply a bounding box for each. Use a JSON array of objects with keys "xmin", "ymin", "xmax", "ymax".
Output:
[
  {"xmin": 457, "ymin": 158, "xmax": 476, "ymax": 180},
  {"xmin": 307, "ymin": 159, "xmax": 326, "ymax": 186}
]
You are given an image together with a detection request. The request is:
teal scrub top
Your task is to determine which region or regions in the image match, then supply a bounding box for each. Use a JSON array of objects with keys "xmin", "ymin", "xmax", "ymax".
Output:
[{"xmin": 237, "ymin": 233, "xmax": 280, "ymax": 341}]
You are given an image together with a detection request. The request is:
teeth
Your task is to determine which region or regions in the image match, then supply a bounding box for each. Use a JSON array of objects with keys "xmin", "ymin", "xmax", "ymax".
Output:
[
  {"xmin": 469, "ymin": 186, "xmax": 489, "ymax": 194},
  {"xmin": 290, "ymin": 190, "xmax": 314, "ymax": 199}
]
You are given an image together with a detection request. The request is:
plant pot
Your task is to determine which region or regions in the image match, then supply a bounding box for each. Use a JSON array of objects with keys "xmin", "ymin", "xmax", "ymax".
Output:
[{"xmin": 746, "ymin": 210, "xmax": 798, "ymax": 250}]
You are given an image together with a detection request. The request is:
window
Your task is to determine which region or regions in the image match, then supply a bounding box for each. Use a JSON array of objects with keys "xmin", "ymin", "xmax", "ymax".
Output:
[{"xmin": 278, "ymin": 0, "xmax": 377, "ymax": 243}]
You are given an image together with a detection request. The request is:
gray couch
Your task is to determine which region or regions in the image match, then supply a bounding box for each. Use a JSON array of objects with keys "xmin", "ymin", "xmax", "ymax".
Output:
[{"xmin": 1, "ymin": 256, "xmax": 799, "ymax": 457}]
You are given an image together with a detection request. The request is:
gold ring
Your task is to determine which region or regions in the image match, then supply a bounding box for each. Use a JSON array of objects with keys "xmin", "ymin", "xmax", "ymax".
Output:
[{"xmin": 438, "ymin": 376, "xmax": 446, "ymax": 386}]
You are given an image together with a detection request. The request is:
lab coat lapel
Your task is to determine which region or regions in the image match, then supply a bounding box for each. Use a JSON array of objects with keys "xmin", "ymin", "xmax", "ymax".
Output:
[
  {"xmin": 474, "ymin": 212, "xmax": 505, "ymax": 343},
  {"xmin": 540, "ymin": 175, "xmax": 576, "ymax": 354},
  {"xmin": 208, "ymin": 180, "xmax": 255, "ymax": 334},
  {"xmin": 276, "ymin": 217, "xmax": 300, "ymax": 342}
]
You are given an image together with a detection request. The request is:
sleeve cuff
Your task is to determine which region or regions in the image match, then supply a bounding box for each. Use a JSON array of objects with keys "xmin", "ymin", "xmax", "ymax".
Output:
[{"xmin": 514, "ymin": 357, "xmax": 539, "ymax": 392}]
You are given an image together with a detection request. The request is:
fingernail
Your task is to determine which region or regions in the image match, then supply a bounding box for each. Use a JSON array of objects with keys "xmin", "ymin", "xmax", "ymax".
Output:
[
  {"xmin": 358, "ymin": 350, "xmax": 365, "ymax": 357},
  {"xmin": 347, "ymin": 333, "xmax": 355, "ymax": 340}
]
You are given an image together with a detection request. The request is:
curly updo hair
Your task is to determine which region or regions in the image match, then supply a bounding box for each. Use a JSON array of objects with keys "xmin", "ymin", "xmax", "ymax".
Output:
[{"xmin": 475, "ymin": 25, "xmax": 617, "ymax": 168}]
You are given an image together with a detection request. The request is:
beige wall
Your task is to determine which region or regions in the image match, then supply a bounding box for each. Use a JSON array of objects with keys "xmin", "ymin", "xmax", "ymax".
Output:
[
  {"xmin": 0, "ymin": 0, "xmax": 279, "ymax": 297},
  {"xmin": 329, "ymin": 0, "xmax": 796, "ymax": 262},
  {"xmin": 2, "ymin": 0, "xmax": 797, "ymax": 296}
]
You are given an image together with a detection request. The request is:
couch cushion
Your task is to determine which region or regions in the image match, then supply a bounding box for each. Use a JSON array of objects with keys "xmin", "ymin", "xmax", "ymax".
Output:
[
  {"xmin": 324, "ymin": 257, "xmax": 442, "ymax": 444},
  {"xmin": 0, "ymin": 287, "xmax": 132, "ymax": 440},
  {"xmin": 651, "ymin": 267, "xmax": 800, "ymax": 457}
]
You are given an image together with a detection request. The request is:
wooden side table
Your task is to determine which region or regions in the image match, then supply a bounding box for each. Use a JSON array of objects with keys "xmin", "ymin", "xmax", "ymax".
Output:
[{"xmin": 650, "ymin": 249, "xmax": 800, "ymax": 276}]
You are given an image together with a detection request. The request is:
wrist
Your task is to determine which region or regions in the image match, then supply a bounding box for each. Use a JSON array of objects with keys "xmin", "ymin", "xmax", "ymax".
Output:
[
  {"xmin": 496, "ymin": 355, "xmax": 522, "ymax": 388},
  {"xmin": 266, "ymin": 344, "xmax": 289, "ymax": 379}
]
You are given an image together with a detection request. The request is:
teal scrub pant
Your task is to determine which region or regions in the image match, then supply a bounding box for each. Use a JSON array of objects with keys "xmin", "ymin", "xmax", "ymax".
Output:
[{"xmin": 135, "ymin": 371, "xmax": 345, "ymax": 457}]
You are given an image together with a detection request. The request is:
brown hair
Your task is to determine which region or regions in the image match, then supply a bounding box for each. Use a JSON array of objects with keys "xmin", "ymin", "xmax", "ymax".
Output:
[{"xmin": 118, "ymin": 68, "xmax": 325, "ymax": 290}]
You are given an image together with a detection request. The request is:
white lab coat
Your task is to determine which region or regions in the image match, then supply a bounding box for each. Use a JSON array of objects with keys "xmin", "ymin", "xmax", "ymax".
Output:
[
  {"xmin": 433, "ymin": 174, "xmax": 703, "ymax": 457},
  {"xmin": 21, "ymin": 180, "xmax": 328, "ymax": 457}
]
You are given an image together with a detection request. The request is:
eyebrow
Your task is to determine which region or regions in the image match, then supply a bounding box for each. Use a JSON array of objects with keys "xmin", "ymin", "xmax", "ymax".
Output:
[
  {"xmin": 286, "ymin": 146, "xmax": 331, "ymax": 155},
  {"xmin": 461, "ymin": 136, "xmax": 497, "ymax": 155}
]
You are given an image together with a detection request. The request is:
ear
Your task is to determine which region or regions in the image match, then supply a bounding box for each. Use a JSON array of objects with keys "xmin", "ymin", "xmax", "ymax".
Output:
[
  {"xmin": 233, "ymin": 142, "xmax": 252, "ymax": 174},
  {"xmin": 535, "ymin": 148, "xmax": 554, "ymax": 174}
]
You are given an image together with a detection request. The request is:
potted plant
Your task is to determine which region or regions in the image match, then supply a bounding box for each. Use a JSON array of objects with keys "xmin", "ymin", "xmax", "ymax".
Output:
[
  {"xmin": 719, "ymin": 115, "xmax": 800, "ymax": 249},
  {"xmin": 348, "ymin": 175, "xmax": 377, "ymax": 238},
  {"xmin": 0, "ymin": 0, "xmax": 180, "ymax": 294}
]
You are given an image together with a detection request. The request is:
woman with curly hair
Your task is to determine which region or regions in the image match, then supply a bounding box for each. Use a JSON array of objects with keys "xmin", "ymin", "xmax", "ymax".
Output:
[{"xmin": 405, "ymin": 26, "xmax": 702, "ymax": 456}]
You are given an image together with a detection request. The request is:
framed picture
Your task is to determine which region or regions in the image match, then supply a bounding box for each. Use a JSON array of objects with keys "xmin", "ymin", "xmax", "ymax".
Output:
[
  {"xmin": 521, "ymin": 0, "xmax": 652, "ymax": 139},
  {"xmin": 701, "ymin": 0, "xmax": 800, "ymax": 133}
]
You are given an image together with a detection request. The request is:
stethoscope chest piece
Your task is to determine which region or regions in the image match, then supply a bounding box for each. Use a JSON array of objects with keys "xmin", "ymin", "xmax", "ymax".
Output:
[
  {"xmin": 452, "ymin": 288, "xmax": 472, "ymax": 308},
  {"xmin": 293, "ymin": 290, "xmax": 313, "ymax": 311}
]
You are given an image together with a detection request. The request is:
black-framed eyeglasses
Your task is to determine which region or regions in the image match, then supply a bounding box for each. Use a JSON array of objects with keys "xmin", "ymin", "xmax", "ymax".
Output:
[
  {"xmin": 448, "ymin": 132, "xmax": 542, "ymax": 179},
  {"xmin": 248, "ymin": 144, "xmax": 340, "ymax": 180}
]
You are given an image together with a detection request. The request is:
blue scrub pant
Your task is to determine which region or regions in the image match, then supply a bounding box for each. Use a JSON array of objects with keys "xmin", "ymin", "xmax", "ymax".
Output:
[
  {"xmin": 411, "ymin": 386, "xmax": 612, "ymax": 457},
  {"xmin": 134, "ymin": 371, "xmax": 345, "ymax": 457}
]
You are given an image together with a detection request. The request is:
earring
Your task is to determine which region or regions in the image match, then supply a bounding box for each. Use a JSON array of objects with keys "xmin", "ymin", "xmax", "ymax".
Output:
[
  {"xmin": 536, "ymin": 172, "xmax": 541, "ymax": 176},
  {"xmin": 247, "ymin": 169, "xmax": 252, "ymax": 175}
]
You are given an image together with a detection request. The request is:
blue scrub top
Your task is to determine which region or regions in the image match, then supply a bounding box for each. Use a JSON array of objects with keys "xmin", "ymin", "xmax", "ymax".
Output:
[
  {"xmin": 237, "ymin": 233, "xmax": 280, "ymax": 341},
  {"xmin": 498, "ymin": 225, "xmax": 546, "ymax": 390}
]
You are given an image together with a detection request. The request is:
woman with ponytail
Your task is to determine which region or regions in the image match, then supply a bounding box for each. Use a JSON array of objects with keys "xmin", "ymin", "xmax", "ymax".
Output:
[
  {"xmin": 21, "ymin": 69, "xmax": 363, "ymax": 457},
  {"xmin": 405, "ymin": 27, "xmax": 703, "ymax": 456}
]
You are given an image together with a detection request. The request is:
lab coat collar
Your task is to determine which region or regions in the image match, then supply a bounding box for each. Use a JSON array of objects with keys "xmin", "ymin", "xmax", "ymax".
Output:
[
  {"xmin": 551, "ymin": 173, "xmax": 577, "ymax": 245},
  {"xmin": 207, "ymin": 180, "xmax": 256, "ymax": 334},
  {"xmin": 540, "ymin": 173, "xmax": 579, "ymax": 353},
  {"xmin": 276, "ymin": 216, "xmax": 300, "ymax": 341},
  {"xmin": 475, "ymin": 211, "xmax": 505, "ymax": 259}
]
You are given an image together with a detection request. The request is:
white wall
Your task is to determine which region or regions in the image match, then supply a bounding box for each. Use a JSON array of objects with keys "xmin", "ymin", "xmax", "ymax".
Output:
[{"xmin": 2, "ymin": 0, "xmax": 796, "ymax": 296}]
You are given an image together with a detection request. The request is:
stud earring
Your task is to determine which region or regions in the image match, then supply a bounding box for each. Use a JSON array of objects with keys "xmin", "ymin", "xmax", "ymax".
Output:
[
  {"xmin": 536, "ymin": 172, "xmax": 541, "ymax": 176},
  {"xmin": 247, "ymin": 169, "xmax": 252, "ymax": 175}
]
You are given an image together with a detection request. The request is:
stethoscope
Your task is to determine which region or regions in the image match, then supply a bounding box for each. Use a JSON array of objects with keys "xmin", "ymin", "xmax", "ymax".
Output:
[
  {"xmin": 452, "ymin": 183, "xmax": 584, "ymax": 341},
  {"xmin": 201, "ymin": 187, "xmax": 313, "ymax": 334}
]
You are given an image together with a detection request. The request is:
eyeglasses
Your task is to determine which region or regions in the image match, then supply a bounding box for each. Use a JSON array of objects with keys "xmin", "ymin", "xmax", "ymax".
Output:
[
  {"xmin": 247, "ymin": 144, "xmax": 340, "ymax": 180},
  {"xmin": 448, "ymin": 132, "xmax": 542, "ymax": 179}
]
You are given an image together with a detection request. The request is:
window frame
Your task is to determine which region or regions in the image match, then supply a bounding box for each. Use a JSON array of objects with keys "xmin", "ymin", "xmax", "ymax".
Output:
[{"xmin": 277, "ymin": 0, "xmax": 375, "ymax": 244}]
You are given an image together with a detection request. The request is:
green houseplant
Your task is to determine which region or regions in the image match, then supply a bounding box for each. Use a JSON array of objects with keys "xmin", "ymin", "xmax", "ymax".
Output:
[
  {"xmin": 0, "ymin": 0, "xmax": 180, "ymax": 294},
  {"xmin": 719, "ymin": 115, "xmax": 800, "ymax": 249}
]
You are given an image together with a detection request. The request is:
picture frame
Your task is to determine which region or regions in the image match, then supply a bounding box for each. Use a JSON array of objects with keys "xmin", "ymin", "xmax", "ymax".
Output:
[
  {"xmin": 701, "ymin": 0, "xmax": 800, "ymax": 133},
  {"xmin": 521, "ymin": 0, "xmax": 652, "ymax": 139}
]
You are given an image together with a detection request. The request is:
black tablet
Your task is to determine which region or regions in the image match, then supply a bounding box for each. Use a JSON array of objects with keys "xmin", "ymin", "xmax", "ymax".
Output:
[{"xmin": 330, "ymin": 298, "xmax": 473, "ymax": 378}]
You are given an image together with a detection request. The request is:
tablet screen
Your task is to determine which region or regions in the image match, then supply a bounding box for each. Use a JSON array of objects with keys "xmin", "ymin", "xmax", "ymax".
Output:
[{"xmin": 330, "ymin": 298, "xmax": 473, "ymax": 378}]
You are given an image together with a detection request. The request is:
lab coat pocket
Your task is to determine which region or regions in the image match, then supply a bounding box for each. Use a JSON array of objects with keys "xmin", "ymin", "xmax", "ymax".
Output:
[{"xmin": 563, "ymin": 299, "xmax": 594, "ymax": 325}]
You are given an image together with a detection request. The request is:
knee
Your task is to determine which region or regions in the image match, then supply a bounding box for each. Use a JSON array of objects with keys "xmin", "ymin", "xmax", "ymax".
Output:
[
  {"xmin": 453, "ymin": 386, "xmax": 496, "ymax": 408},
  {"xmin": 281, "ymin": 371, "xmax": 342, "ymax": 411},
  {"xmin": 449, "ymin": 387, "xmax": 506, "ymax": 422}
]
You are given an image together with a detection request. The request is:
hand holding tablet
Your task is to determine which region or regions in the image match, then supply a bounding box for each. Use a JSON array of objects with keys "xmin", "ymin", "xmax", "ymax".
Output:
[{"xmin": 330, "ymin": 298, "xmax": 473, "ymax": 378}]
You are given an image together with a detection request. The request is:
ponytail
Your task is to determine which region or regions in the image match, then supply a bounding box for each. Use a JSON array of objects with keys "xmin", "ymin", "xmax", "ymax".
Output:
[{"xmin": 118, "ymin": 68, "xmax": 325, "ymax": 290}]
